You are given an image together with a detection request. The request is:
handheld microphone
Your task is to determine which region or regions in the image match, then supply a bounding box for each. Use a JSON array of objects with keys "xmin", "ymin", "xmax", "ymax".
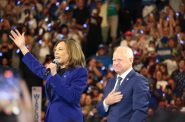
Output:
[
  {"xmin": 53, "ymin": 59, "xmax": 58, "ymax": 65},
  {"xmin": 45, "ymin": 59, "xmax": 59, "ymax": 76}
]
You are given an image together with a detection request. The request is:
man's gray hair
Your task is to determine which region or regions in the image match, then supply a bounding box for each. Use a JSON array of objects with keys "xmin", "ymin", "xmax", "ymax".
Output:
[{"xmin": 117, "ymin": 46, "xmax": 134, "ymax": 58}]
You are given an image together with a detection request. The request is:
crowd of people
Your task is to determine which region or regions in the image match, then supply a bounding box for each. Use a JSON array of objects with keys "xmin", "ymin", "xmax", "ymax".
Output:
[{"xmin": 0, "ymin": 0, "xmax": 185, "ymax": 122}]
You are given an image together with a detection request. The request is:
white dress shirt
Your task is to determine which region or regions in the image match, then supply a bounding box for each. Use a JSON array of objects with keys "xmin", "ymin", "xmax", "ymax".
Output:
[{"xmin": 103, "ymin": 67, "xmax": 133, "ymax": 112}]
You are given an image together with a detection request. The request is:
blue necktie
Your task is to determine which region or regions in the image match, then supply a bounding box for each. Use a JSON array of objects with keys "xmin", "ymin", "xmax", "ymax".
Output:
[{"xmin": 114, "ymin": 76, "xmax": 123, "ymax": 91}]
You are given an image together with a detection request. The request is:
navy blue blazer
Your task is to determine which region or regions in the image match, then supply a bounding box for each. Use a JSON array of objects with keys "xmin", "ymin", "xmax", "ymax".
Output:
[
  {"xmin": 22, "ymin": 53, "xmax": 88, "ymax": 122},
  {"xmin": 97, "ymin": 70, "xmax": 150, "ymax": 122}
]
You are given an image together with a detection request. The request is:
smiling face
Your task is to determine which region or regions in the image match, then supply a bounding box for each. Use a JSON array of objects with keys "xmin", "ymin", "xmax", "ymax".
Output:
[
  {"xmin": 54, "ymin": 41, "xmax": 69, "ymax": 68},
  {"xmin": 112, "ymin": 47, "xmax": 133, "ymax": 75}
]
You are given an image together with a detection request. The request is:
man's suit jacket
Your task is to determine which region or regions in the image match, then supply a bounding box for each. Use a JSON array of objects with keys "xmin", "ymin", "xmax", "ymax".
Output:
[
  {"xmin": 22, "ymin": 53, "xmax": 88, "ymax": 122},
  {"xmin": 97, "ymin": 70, "xmax": 150, "ymax": 122}
]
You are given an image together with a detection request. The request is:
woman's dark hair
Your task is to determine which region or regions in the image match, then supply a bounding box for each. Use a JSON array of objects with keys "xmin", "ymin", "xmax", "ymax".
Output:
[{"xmin": 54, "ymin": 39, "xmax": 86, "ymax": 68}]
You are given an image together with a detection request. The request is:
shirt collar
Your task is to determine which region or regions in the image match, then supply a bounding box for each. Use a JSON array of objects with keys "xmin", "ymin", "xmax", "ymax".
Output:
[{"xmin": 117, "ymin": 67, "xmax": 133, "ymax": 81}]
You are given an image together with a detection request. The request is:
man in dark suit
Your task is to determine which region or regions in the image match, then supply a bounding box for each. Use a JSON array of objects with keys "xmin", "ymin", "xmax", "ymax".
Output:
[{"xmin": 97, "ymin": 46, "xmax": 150, "ymax": 122}]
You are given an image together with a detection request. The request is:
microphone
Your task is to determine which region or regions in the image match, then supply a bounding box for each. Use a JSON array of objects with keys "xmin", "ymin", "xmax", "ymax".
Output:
[
  {"xmin": 53, "ymin": 59, "xmax": 58, "ymax": 65},
  {"xmin": 45, "ymin": 59, "xmax": 59, "ymax": 76}
]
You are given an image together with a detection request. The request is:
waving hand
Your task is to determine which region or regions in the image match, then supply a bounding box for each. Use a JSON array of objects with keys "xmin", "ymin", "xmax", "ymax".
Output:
[{"xmin": 9, "ymin": 29, "xmax": 29, "ymax": 55}]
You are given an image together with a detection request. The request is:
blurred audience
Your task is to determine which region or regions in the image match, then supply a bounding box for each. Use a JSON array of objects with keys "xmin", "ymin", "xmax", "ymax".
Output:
[{"xmin": 0, "ymin": 0, "xmax": 185, "ymax": 121}]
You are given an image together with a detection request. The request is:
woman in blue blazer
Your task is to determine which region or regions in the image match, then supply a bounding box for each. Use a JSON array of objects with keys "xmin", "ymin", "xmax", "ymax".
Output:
[{"xmin": 10, "ymin": 29, "xmax": 88, "ymax": 122}]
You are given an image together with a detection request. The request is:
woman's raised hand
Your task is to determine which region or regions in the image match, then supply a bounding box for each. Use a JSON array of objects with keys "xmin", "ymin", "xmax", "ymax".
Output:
[
  {"xmin": 9, "ymin": 29, "xmax": 29, "ymax": 55},
  {"xmin": 9, "ymin": 29, "xmax": 25, "ymax": 49}
]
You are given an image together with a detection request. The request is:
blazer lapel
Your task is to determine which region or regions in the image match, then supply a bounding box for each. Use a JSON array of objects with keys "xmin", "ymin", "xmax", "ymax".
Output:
[
  {"xmin": 119, "ymin": 70, "xmax": 136, "ymax": 90},
  {"xmin": 109, "ymin": 76, "xmax": 117, "ymax": 92}
]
